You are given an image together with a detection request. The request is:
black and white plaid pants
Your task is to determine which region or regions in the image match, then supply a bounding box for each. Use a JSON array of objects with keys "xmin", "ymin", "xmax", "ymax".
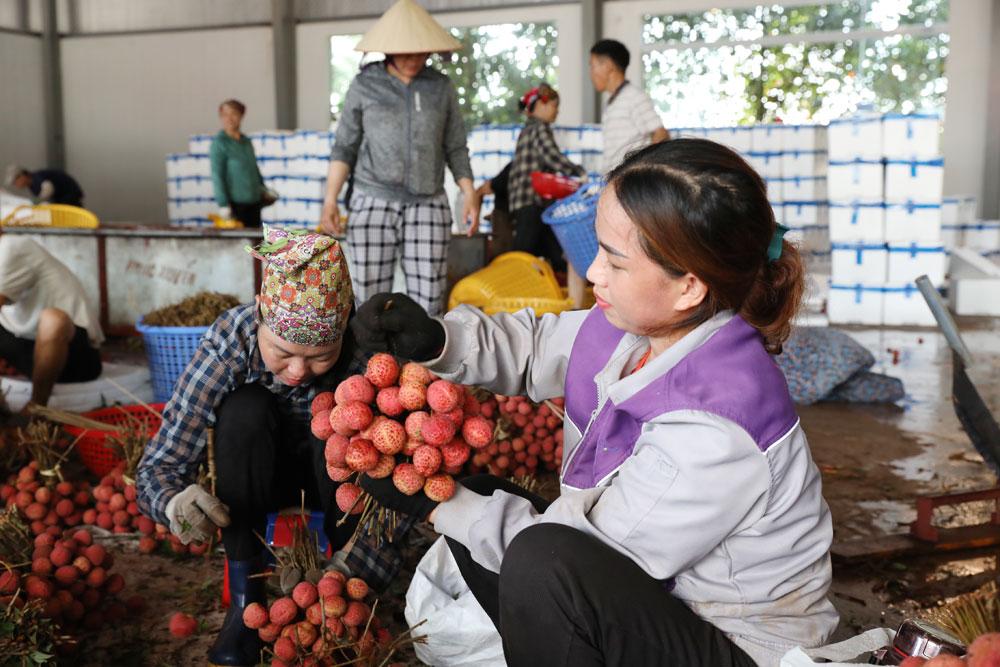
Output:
[{"xmin": 346, "ymin": 191, "xmax": 452, "ymax": 316}]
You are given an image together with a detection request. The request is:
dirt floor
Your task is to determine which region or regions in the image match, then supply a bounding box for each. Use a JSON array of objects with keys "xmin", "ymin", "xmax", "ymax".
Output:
[{"xmin": 39, "ymin": 316, "xmax": 1000, "ymax": 664}]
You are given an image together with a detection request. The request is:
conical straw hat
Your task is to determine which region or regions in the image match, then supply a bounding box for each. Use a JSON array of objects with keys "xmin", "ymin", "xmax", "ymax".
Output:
[{"xmin": 355, "ymin": 0, "xmax": 462, "ymax": 54}]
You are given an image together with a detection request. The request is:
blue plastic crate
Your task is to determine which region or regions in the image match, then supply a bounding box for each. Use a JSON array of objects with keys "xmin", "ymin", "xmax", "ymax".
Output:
[
  {"xmin": 542, "ymin": 180, "xmax": 603, "ymax": 276},
  {"xmin": 135, "ymin": 319, "xmax": 209, "ymax": 402}
]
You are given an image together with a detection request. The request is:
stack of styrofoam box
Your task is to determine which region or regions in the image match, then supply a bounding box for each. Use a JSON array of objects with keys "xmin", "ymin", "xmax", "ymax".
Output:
[
  {"xmin": 827, "ymin": 112, "xmax": 946, "ymax": 325},
  {"xmin": 165, "ymin": 152, "xmax": 214, "ymax": 226},
  {"xmin": 941, "ymin": 195, "xmax": 978, "ymax": 247},
  {"xmin": 166, "ymin": 130, "xmax": 334, "ymax": 228},
  {"xmin": 778, "ymin": 124, "xmax": 830, "ymax": 277},
  {"xmin": 464, "ymin": 123, "xmax": 603, "ymax": 234}
]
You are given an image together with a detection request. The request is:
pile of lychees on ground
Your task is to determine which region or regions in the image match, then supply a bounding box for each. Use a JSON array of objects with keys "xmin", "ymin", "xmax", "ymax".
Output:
[{"xmin": 241, "ymin": 570, "xmax": 423, "ymax": 665}]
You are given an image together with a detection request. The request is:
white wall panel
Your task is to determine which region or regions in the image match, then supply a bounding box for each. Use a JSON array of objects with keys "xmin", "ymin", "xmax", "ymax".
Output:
[
  {"xmin": 0, "ymin": 32, "xmax": 47, "ymax": 171},
  {"xmin": 61, "ymin": 27, "xmax": 276, "ymax": 222}
]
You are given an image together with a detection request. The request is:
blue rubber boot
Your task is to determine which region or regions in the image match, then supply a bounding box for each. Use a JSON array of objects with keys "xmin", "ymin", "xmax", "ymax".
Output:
[{"xmin": 208, "ymin": 558, "xmax": 265, "ymax": 667}]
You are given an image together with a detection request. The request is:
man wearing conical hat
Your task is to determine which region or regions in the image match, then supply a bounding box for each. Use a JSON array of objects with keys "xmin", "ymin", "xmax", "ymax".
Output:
[
  {"xmin": 136, "ymin": 227, "xmax": 410, "ymax": 666},
  {"xmin": 321, "ymin": 0, "xmax": 479, "ymax": 317}
]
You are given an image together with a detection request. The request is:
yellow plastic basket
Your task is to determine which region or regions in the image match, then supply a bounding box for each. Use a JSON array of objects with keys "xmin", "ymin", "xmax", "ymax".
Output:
[
  {"xmin": 0, "ymin": 204, "xmax": 99, "ymax": 229},
  {"xmin": 448, "ymin": 251, "xmax": 567, "ymax": 313}
]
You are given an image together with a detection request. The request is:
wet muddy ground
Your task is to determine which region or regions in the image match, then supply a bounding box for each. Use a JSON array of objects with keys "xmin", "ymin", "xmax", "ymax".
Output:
[{"xmin": 63, "ymin": 316, "xmax": 1000, "ymax": 662}]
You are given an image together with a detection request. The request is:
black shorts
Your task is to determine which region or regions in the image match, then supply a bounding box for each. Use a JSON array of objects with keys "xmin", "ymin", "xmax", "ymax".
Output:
[{"xmin": 0, "ymin": 323, "xmax": 102, "ymax": 383}]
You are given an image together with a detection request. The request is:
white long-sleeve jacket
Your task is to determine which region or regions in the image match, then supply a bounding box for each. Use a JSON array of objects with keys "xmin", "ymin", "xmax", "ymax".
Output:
[{"xmin": 426, "ymin": 306, "xmax": 839, "ymax": 666}]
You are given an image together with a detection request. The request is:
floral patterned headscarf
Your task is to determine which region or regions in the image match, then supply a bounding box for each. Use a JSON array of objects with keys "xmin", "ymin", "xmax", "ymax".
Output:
[{"xmin": 246, "ymin": 226, "xmax": 353, "ymax": 346}]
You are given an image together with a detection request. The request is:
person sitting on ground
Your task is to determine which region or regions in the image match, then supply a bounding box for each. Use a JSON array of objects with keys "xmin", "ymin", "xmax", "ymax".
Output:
[
  {"xmin": 589, "ymin": 39, "xmax": 670, "ymax": 174},
  {"xmin": 4, "ymin": 164, "xmax": 85, "ymax": 208},
  {"xmin": 508, "ymin": 83, "xmax": 587, "ymax": 272},
  {"xmin": 352, "ymin": 138, "xmax": 838, "ymax": 667},
  {"xmin": 136, "ymin": 226, "xmax": 411, "ymax": 667},
  {"xmin": 0, "ymin": 231, "xmax": 103, "ymax": 407}
]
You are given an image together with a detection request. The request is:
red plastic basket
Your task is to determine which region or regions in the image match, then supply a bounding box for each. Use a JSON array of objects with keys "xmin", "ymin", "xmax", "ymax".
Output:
[
  {"xmin": 63, "ymin": 404, "xmax": 165, "ymax": 477},
  {"xmin": 531, "ymin": 171, "xmax": 581, "ymax": 200}
]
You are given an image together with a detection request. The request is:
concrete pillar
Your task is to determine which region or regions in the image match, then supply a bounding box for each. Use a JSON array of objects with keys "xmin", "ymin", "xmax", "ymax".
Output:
[
  {"xmin": 942, "ymin": 0, "xmax": 999, "ymax": 218},
  {"xmin": 41, "ymin": 0, "xmax": 64, "ymax": 168},
  {"xmin": 272, "ymin": 0, "xmax": 297, "ymax": 130},
  {"xmin": 580, "ymin": 0, "xmax": 602, "ymax": 123}
]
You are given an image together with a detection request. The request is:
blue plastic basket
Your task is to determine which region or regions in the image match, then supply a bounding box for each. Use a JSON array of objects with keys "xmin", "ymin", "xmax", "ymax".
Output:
[
  {"xmin": 542, "ymin": 180, "xmax": 603, "ymax": 276},
  {"xmin": 135, "ymin": 319, "xmax": 209, "ymax": 402}
]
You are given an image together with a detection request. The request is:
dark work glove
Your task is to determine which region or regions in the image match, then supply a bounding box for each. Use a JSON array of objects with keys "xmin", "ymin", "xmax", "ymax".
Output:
[
  {"xmin": 359, "ymin": 473, "xmax": 438, "ymax": 521},
  {"xmin": 350, "ymin": 293, "xmax": 446, "ymax": 361}
]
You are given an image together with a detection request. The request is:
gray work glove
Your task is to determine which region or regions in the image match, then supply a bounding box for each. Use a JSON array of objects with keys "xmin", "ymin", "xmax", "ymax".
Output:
[{"xmin": 165, "ymin": 484, "xmax": 231, "ymax": 544}]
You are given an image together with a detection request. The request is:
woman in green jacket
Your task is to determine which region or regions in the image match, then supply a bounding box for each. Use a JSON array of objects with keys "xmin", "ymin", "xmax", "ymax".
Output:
[{"xmin": 210, "ymin": 99, "xmax": 266, "ymax": 228}]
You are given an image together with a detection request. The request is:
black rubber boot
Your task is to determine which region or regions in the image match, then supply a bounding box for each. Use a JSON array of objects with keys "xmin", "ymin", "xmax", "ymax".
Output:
[{"xmin": 208, "ymin": 557, "xmax": 265, "ymax": 667}]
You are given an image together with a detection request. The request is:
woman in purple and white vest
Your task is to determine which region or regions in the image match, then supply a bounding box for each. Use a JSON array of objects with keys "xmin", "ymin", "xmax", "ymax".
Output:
[{"xmin": 352, "ymin": 138, "xmax": 839, "ymax": 666}]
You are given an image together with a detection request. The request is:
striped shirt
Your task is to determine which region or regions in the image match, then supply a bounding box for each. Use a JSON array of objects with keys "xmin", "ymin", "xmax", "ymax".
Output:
[
  {"xmin": 135, "ymin": 304, "xmax": 414, "ymax": 590},
  {"xmin": 508, "ymin": 117, "xmax": 586, "ymax": 212},
  {"xmin": 601, "ymin": 82, "xmax": 664, "ymax": 173},
  {"xmin": 137, "ymin": 304, "xmax": 369, "ymax": 523}
]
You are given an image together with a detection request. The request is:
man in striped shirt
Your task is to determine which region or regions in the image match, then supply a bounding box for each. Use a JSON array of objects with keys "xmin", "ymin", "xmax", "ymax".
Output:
[{"xmin": 589, "ymin": 39, "xmax": 670, "ymax": 174}]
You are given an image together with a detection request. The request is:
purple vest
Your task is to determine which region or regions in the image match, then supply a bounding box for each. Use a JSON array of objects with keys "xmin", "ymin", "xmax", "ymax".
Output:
[{"xmin": 562, "ymin": 310, "xmax": 798, "ymax": 489}]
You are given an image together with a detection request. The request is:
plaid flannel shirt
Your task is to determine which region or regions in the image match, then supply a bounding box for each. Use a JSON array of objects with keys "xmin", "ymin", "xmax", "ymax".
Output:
[
  {"xmin": 136, "ymin": 304, "xmax": 412, "ymax": 590},
  {"xmin": 508, "ymin": 116, "xmax": 586, "ymax": 213}
]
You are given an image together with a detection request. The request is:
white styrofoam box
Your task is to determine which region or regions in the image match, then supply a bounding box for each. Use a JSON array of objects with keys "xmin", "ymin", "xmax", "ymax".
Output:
[
  {"xmin": 564, "ymin": 149, "xmax": 602, "ymax": 174},
  {"xmin": 784, "ymin": 201, "xmax": 828, "ymax": 227},
  {"xmin": 672, "ymin": 127, "xmax": 711, "ymax": 141},
  {"xmin": 766, "ymin": 179, "xmax": 784, "ymax": 204},
  {"xmin": 301, "ymin": 130, "xmax": 335, "ymax": 157},
  {"xmin": 951, "ymin": 278, "xmax": 1000, "ymax": 316},
  {"xmin": 165, "ymin": 154, "xmax": 184, "ymax": 178},
  {"xmin": 286, "ymin": 156, "xmax": 329, "ymax": 178},
  {"xmin": 168, "ymin": 176, "xmax": 214, "ymax": 198},
  {"xmin": 257, "ymin": 156, "xmax": 289, "ymax": 177},
  {"xmin": 941, "ymin": 224, "xmax": 964, "ymax": 248},
  {"xmin": 554, "ymin": 125, "xmax": 602, "ymax": 152},
  {"xmin": 781, "ymin": 124, "xmax": 827, "ymax": 152},
  {"xmin": 770, "ymin": 202, "xmax": 784, "ymax": 222},
  {"xmin": 747, "ymin": 152, "xmax": 783, "ymax": 178},
  {"xmin": 781, "ymin": 175, "xmax": 827, "ymax": 202},
  {"xmin": 829, "ymin": 201, "xmax": 886, "ymax": 242},
  {"xmin": 705, "ymin": 126, "xmax": 753, "ymax": 153},
  {"xmin": 266, "ymin": 175, "xmax": 325, "ymax": 201},
  {"xmin": 828, "ymin": 283, "xmax": 884, "ymax": 325},
  {"xmin": 831, "ymin": 242, "xmax": 888, "ymax": 284},
  {"xmin": 250, "ymin": 131, "xmax": 295, "ymax": 158},
  {"xmin": 881, "ymin": 113, "xmax": 940, "ymax": 160},
  {"xmin": 188, "ymin": 133, "xmax": 213, "ymax": 155},
  {"xmin": 828, "ymin": 116, "xmax": 882, "ymax": 160},
  {"xmin": 942, "ymin": 195, "xmax": 978, "ymax": 225},
  {"xmin": 882, "ymin": 283, "xmax": 935, "ymax": 326},
  {"xmin": 887, "ymin": 243, "xmax": 947, "ymax": 285},
  {"xmin": 884, "ymin": 158, "xmax": 944, "ymax": 203},
  {"xmin": 782, "ymin": 150, "xmax": 828, "ymax": 177},
  {"xmin": 963, "ymin": 221, "xmax": 1000, "ymax": 249},
  {"xmin": 884, "ymin": 202, "xmax": 942, "ymax": 243},
  {"xmin": 804, "ymin": 249, "xmax": 832, "ymax": 275},
  {"xmin": 261, "ymin": 205, "xmax": 279, "ymax": 223},
  {"xmin": 787, "ymin": 225, "xmax": 830, "ymax": 253},
  {"xmin": 168, "ymin": 153, "xmax": 211, "ymax": 178},
  {"xmin": 169, "ymin": 196, "xmax": 215, "ymax": 219},
  {"xmin": 827, "ymin": 160, "xmax": 884, "ymax": 201},
  {"xmin": 751, "ymin": 124, "xmax": 784, "ymax": 152}
]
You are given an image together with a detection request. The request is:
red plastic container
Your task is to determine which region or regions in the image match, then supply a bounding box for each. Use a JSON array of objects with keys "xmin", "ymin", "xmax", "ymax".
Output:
[
  {"xmin": 531, "ymin": 171, "xmax": 581, "ymax": 200},
  {"xmin": 63, "ymin": 404, "xmax": 165, "ymax": 476}
]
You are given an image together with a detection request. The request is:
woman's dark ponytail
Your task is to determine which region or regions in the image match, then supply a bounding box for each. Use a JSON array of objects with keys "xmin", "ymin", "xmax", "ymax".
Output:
[{"xmin": 740, "ymin": 240, "xmax": 804, "ymax": 354}]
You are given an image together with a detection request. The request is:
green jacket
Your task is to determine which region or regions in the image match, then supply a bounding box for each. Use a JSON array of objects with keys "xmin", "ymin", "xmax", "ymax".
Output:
[{"xmin": 209, "ymin": 131, "xmax": 264, "ymax": 207}]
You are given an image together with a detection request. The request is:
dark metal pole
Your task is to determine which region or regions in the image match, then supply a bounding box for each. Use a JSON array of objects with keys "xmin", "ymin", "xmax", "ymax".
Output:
[
  {"xmin": 41, "ymin": 0, "xmax": 65, "ymax": 168},
  {"xmin": 272, "ymin": 0, "xmax": 297, "ymax": 130}
]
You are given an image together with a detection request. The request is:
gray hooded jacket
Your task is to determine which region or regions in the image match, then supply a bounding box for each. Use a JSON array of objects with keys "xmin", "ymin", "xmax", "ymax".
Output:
[{"xmin": 331, "ymin": 62, "xmax": 473, "ymax": 203}]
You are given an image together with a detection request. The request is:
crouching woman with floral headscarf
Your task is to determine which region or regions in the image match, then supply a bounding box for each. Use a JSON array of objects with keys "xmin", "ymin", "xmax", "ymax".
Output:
[{"xmin": 136, "ymin": 227, "xmax": 408, "ymax": 667}]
